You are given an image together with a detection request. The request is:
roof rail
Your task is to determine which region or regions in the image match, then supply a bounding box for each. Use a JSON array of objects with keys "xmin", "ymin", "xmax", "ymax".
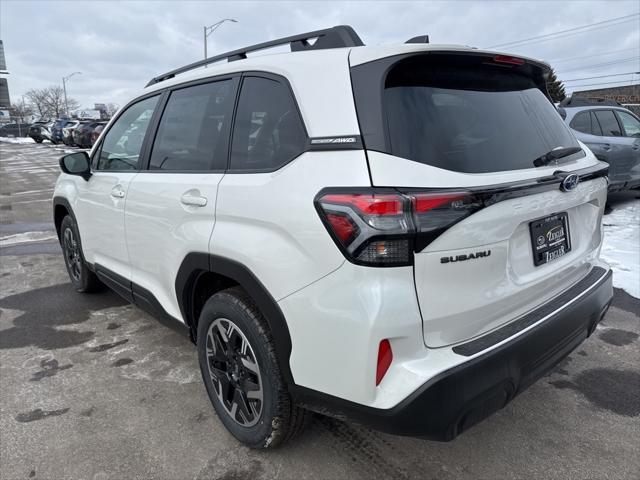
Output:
[
  {"xmin": 145, "ymin": 25, "xmax": 364, "ymax": 87},
  {"xmin": 559, "ymin": 96, "xmax": 622, "ymax": 108}
]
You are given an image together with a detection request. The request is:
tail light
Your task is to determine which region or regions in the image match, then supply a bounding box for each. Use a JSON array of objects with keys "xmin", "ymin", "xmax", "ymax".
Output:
[{"xmin": 316, "ymin": 189, "xmax": 481, "ymax": 267}]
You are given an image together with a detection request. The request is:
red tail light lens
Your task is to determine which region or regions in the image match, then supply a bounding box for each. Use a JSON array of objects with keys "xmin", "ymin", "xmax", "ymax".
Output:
[
  {"xmin": 376, "ymin": 339, "xmax": 393, "ymax": 386},
  {"xmin": 316, "ymin": 189, "xmax": 482, "ymax": 266}
]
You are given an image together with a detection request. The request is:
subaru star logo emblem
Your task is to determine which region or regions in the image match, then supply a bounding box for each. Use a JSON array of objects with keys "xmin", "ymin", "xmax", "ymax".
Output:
[{"xmin": 561, "ymin": 174, "xmax": 580, "ymax": 192}]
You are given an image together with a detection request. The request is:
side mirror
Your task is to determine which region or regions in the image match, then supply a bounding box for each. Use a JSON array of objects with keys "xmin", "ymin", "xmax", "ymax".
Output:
[{"xmin": 59, "ymin": 152, "xmax": 91, "ymax": 180}]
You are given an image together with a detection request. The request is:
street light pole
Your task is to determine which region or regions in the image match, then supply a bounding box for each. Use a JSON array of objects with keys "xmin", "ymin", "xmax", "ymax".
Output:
[
  {"xmin": 62, "ymin": 71, "xmax": 81, "ymax": 117},
  {"xmin": 203, "ymin": 18, "xmax": 237, "ymax": 66}
]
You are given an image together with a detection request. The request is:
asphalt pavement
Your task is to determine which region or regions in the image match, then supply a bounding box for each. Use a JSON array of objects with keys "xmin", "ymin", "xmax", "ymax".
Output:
[{"xmin": 0, "ymin": 141, "xmax": 639, "ymax": 480}]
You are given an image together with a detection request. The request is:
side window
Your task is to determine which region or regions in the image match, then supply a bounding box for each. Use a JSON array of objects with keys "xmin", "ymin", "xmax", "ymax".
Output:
[
  {"xmin": 569, "ymin": 111, "xmax": 591, "ymax": 135},
  {"xmin": 616, "ymin": 110, "xmax": 640, "ymax": 137},
  {"xmin": 96, "ymin": 95, "xmax": 159, "ymax": 171},
  {"xmin": 230, "ymin": 76, "xmax": 306, "ymax": 171},
  {"xmin": 149, "ymin": 80, "xmax": 233, "ymax": 171},
  {"xmin": 589, "ymin": 112, "xmax": 603, "ymax": 136},
  {"xmin": 594, "ymin": 110, "xmax": 622, "ymax": 137}
]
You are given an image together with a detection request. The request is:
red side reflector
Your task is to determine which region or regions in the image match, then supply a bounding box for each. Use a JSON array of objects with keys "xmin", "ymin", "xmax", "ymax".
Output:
[
  {"xmin": 320, "ymin": 194, "xmax": 404, "ymax": 216},
  {"xmin": 493, "ymin": 55, "xmax": 525, "ymax": 66},
  {"xmin": 376, "ymin": 339, "xmax": 393, "ymax": 386}
]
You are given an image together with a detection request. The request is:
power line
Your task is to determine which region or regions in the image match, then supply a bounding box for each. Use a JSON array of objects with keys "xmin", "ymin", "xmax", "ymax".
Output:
[
  {"xmin": 558, "ymin": 56, "xmax": 640, "ymax": 74},
  {"xmin": 566, "ymin": 80, "xmax": 640, "ymax": 89},
  {"xmin": 548, "ymin": 47, "xmax": 640, "ymax": 63},
  {"xmin": 562, "ymin": 71, "xmax": 640, "ymax": 82},
  {"xmin": 487, "ymin": 13, "xmax": 639, "ymax": 49}
]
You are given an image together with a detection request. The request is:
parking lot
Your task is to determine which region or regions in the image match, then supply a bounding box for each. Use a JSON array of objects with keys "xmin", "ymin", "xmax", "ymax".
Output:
[{"xmin": 0, "ymin": 140, "xmax": 639, "ymax": 480}]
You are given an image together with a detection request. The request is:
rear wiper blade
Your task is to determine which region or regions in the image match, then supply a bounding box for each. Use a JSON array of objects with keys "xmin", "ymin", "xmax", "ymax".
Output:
[{"xmin": 533, "ymin": 146, "xmax": 582, "ymax": 167}]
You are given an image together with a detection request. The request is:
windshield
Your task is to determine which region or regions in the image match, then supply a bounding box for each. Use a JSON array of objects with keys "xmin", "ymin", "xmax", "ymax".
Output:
[{"xmin": 381, "ymin": 55, "xmax": 581, "ymax": 173}]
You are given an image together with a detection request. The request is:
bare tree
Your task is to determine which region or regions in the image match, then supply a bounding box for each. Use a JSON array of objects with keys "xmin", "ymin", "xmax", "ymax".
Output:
[
  {"xmin": 24, "ymin": 86, "xmax": 80, "ymax": 119},
  {"xmin": 10, "ymin": 102, "xmax": 34, "ymax": 122},
  {"xmin": 24, "ymin": 88, "xmax": 50, "ymax": 119},
  {"xmin": 105, "ymin": 103, "xmax": 120, "ymax": 118}
]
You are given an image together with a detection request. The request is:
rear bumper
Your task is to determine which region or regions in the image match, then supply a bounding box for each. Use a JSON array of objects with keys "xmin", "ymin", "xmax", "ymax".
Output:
[{"xmin": 293, "ymin": 267, "xmax": 612, "ymax": 440}]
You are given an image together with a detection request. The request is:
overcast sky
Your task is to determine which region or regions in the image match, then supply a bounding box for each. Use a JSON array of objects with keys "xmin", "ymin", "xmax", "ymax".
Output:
[{"xmin": 1, "ymin": 0, "xmax": 639, "ymax": 110}]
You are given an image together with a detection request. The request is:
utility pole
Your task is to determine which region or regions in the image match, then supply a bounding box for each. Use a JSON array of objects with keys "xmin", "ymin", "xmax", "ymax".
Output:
[
  {"xmin": 62, "ymin": 71, "xmax": 81, "ymax": 117},
  {"xmin": 204, "ymin": 18, "xmax": 237, "ymax": 66}
]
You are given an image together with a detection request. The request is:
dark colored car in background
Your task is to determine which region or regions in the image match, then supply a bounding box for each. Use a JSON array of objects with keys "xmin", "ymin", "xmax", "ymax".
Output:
[
  {"xmin": 0, "ymin": 123, "xmax": 31, "ymax": 137},
  {"xmin": 51, "ymin": 118, "xmax": 74, "ymax": 144},
  {"xmin": 72, "ymin": 121, "xmax": 95, "ymax": 148},
  {"xmin": 90, "ymin": 122, "xmax": 107, "ymax": 146},
  {"xmin": 560, "ymin": 97, "xmax": 640, "ymax": 191},
  {"xmin": 28, "ymin": 121, "xmax": 53, "ymax": 143}
]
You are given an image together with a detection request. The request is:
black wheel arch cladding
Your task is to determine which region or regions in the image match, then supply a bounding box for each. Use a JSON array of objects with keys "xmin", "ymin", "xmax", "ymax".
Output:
[{"xmin": 176, "ymin": 252, "xmax": 295, "ymax": 385}]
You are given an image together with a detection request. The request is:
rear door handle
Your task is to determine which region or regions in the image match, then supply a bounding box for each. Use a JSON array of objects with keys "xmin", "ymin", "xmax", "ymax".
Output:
[
  {"xmin": 180, "ymin": 193, "xmax": 207, "ymax": 207},
  {"xmin": 110, "ymin": 186, "xmax": 125, "ymax": 199},
  {"xmin": 601, "ymin": 143, "xmax": 611, "ymax": 151}
]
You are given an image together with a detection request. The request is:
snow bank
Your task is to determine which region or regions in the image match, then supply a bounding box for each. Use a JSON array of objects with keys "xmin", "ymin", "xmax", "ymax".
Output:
[
  {"xmin": 601, "ymin": 198, "xmax": 640, "ymax": 298},
  {"xmin": 0, "ymin": 136, "xmax": 35, "ymax": 144}
]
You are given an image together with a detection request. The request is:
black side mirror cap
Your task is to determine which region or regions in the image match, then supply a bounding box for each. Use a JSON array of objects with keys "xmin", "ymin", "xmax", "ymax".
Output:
[{"xmin": 59, "ymin": 151, "xmax": 91, "ymax": 181}]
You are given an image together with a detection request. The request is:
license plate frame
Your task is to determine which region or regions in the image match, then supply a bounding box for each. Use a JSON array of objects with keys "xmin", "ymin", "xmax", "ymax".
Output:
[{"xmin": 529, "ymin": 212, "xmax": 571, "ymax": 266}]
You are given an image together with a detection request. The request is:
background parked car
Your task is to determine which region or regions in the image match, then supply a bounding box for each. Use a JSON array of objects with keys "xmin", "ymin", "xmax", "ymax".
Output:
[
  {"xmin": 28, "ymin": 121, "xmax": 53, "ymax": 143},
  {"xmin": 0, "ymin": 123, "xmax": 31, "ymax": 137},
  {"xmin": 560, "ymin": 97, "xmax": 640, "ymax": 191},
  {"xmin": 90, "ymin": 121, "xmax": 107, "ymax": 146},
  {"xmin": 62, "ymin": 120, "xmax": 81, "ymax": 146},
  {"xmin": 50, "ymin": 118, "xmax": 74, "ymax": 144},
  {"xmin": 72, "ymin": 121, "xmax": 95, "ymax": 148}
]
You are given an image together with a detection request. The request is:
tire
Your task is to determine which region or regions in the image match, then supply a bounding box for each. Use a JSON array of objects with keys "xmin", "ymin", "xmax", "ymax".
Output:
[
  {"xmin": 35, "ymin": 138, "xmax": 43, "ymax": 143},
  {"xmin": 197, "ymin": 287, "xmax": 310, "ymax": 448},
  {"xmin": 60, "ymin": 215, "xmax": 102, "ymax": 293}
]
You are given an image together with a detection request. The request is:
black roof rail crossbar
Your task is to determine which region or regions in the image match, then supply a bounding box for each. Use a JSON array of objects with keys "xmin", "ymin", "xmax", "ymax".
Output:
[{"xmin": 146, "ymin": 25, "xmax": 364, "ymax": 87}]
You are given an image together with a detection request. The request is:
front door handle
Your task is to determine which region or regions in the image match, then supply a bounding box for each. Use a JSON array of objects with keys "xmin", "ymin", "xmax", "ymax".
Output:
[
  {"xmin": 110, "ymin": 186, "xmax": 125, "ymax": 199},
  {"xmin": 180, "ymin": 193, "xmax": 207, "ymax": 207}
]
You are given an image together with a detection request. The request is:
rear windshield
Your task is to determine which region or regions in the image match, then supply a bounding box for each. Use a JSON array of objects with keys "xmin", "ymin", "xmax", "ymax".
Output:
[{"xmin": 357, "ymin": 55, "xmax": 580, "ymax": 174}]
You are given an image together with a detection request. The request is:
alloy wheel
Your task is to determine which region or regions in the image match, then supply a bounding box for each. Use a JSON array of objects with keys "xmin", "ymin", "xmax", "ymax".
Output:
[
  {"xmin": 205, "ymin": 318, "xmax": 264, "ymax": 427},
  {"xmin": 63, "ymin": 227, "xmax": 82, "ymax": 282}
]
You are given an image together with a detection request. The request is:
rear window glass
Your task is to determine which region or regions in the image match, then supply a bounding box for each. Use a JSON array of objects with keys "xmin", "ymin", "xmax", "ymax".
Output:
[{"xmin": 383, "ymin": 56, "xmax": 580, "ymax": 173}]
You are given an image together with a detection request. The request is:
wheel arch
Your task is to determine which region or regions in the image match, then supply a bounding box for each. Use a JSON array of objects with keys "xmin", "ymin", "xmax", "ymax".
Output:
[
  {"xmin": 176, "ymin": 253, "xmax": 295, "ymax": 384},
  {"xmin": 53, "ymin": 196, "xmax": 76, "ymax": 243}
]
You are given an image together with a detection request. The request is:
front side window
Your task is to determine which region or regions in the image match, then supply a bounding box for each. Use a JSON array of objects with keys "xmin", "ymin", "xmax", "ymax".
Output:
[
  {"xmin": 230, "ymin": 77, "xmax": 306, "ymax": 171},
  {"xmin": 594, "ymin": 110, "xmax": 622, "ymax": 137},
  {"xmin": 96, "ymin": 95, "xmax": 159, "ymax": 171},
  {"xmin": 616, "ymin": 110, "xmax": 640, "ymax": 137},
  {"xmin": 149, "ymin": 80, "xmax": 233, "ymax": 171}
]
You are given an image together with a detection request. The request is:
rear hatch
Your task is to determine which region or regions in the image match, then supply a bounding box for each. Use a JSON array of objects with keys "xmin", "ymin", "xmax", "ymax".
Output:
[{"xmin": 350, "ymin": 49, "xmax": 608, "ymax": 348}]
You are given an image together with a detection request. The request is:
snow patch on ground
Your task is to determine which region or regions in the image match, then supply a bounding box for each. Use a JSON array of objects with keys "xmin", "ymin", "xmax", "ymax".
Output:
[
  {"xmin": 0, "ymin": 231, "xmax": 58, "ymax": 247},
  {"xmin": 0, "ymin": 136, "xmax": 35, "ymax": 144},
  {"xmin": 601, "ymin": 198, "xmax": 640, "ymax": 298}
]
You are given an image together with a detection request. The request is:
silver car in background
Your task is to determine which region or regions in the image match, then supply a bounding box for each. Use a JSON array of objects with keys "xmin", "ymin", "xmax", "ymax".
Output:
[{"xmin": 560, "ymin": 97, "xmax": 640, "ymax": 191}]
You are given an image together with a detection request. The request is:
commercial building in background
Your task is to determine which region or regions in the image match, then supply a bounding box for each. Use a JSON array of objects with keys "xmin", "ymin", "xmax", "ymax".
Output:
[{"xmin": 573, "ymin": 84, "xmax": 640, "ymax": 116}]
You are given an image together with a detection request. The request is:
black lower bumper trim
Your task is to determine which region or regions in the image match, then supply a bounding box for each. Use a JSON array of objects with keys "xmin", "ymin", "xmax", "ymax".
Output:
[{"xmin": 292, "ymin": 267, "xmax": 613, "ymax": 441}]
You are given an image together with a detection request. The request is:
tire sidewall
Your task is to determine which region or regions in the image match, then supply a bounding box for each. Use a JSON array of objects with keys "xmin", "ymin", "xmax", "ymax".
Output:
[{"xmin": 197, "ymin": 292, "xmax": 280, "ymax": 447}]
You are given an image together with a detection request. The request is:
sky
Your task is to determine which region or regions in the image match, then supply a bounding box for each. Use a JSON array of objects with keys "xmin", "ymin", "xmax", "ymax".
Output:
[{"xmin": 1, "ymin": 0, "xmax": 639, "ymax": 111}]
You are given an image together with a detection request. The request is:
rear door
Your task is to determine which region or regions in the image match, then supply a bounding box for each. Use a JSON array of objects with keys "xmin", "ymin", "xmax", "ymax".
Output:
[
  {"xmin": 124, "ymin": 76, "xmax": 238, "ymax": 320},
  {"xmin": 350, "ymin": 51, "xmax": 608, "ymax": 348}
]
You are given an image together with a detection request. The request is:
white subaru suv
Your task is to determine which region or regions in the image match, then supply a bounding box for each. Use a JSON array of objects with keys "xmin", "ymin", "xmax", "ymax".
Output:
[{"xmin": 53, "ymin": 26, "xmax": 613, "ymax": 448}]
